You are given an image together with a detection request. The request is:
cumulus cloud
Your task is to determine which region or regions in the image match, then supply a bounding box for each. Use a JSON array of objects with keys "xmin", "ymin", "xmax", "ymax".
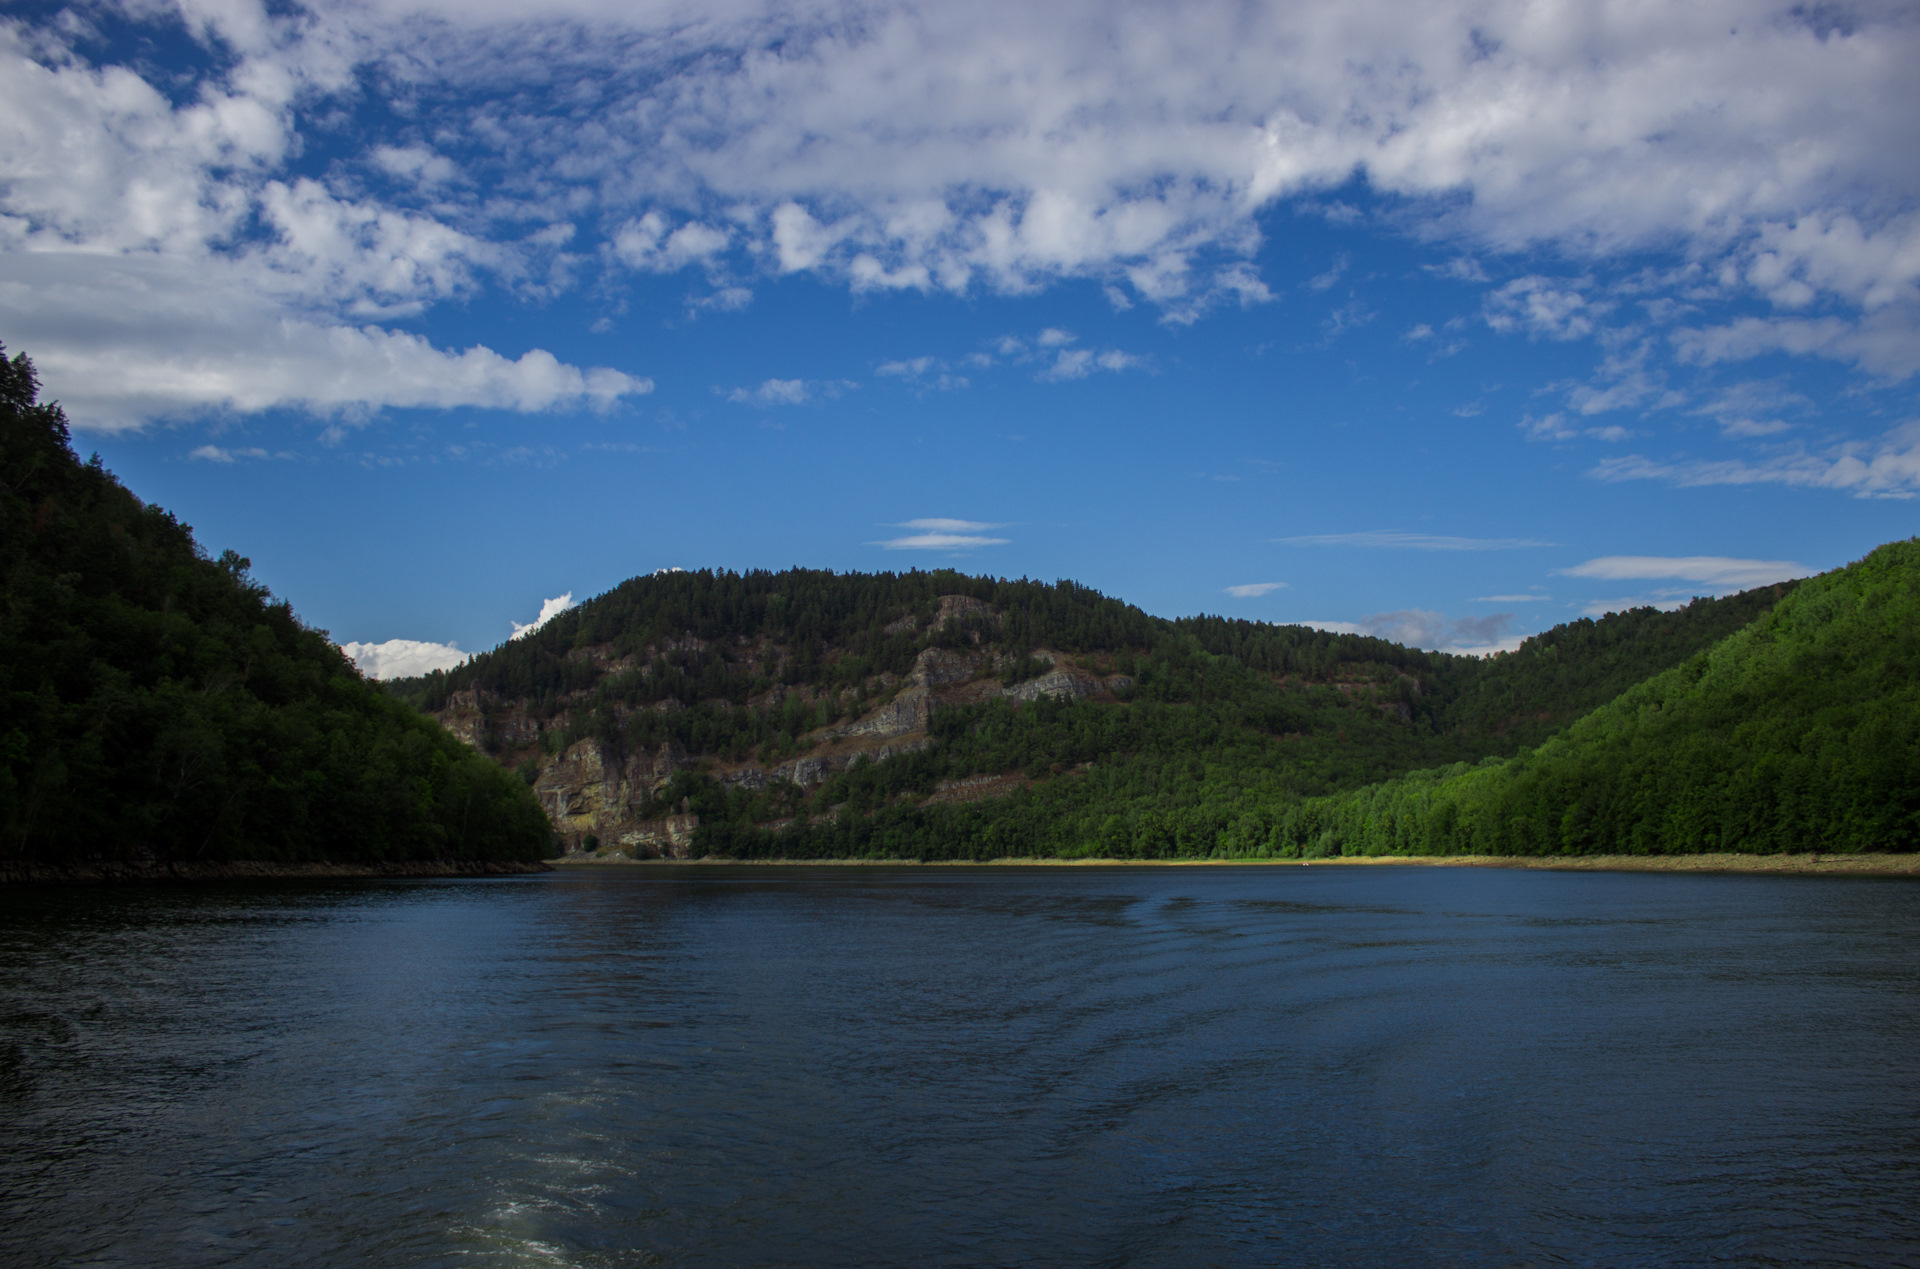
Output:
[
  {"xmin": 1277, "ymin": 531, "xmax": 1554, "ymax": 550},
  {"xmin": 1484, "ymin": 277, "xmax": 1607, "ymax": 341},
  {"xmin": 1224, "ymin": 582, "xmax": 1287, "ymax": 597},
  {"xmin": 1591, "ymin": 422, "xmax": 1920, "ymax": 499},
  {"xmin": 873, "ymin": 517, "xmax": 1009, "ymax": 550},
  {"xmin": 6, "ymin": 0, "xmax": 1912, "ymax": 363},
  {"xmin": 612, "ymin": 211, "xmax": 733, "ymax": 271},
  {"xmin": 1560, "ymin": 556, "xmax": 1808, "ymax": 588},
  {"xmin": 511, "ymin": 592, "xmax": 578, "ymax": 638},
  {"xmin": 339, "ymin": 638, "xmax": 467, "ymax": 679},
  {"xmin": 0, "ymin": 223, "xmax": 648, "ymax": 432}
]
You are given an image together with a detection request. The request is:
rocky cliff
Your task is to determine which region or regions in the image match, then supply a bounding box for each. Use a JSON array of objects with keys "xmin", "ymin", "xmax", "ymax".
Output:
[{"xmin": 436, "ymin": 597, "xmax": 1133, "ymax": 856}]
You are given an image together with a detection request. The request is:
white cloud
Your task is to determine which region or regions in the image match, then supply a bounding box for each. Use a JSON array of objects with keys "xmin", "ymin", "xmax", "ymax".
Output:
[
  {"xmin": 1303, "ymin": 610, "xmax": 1520, "ymax": 655},
  {"xmin": 7, "ymin": 0, "xmax": 1911, "ymax": 346},
  {"xmin": 189, "ymin": 443, "xmax": 297, "ymax": 462},
  {"xmin": 1591, "ymin": 422, "xmax": 1920, "ymax": 499},
  {"xmin": 688, "ymin": 286, "xmax": 754, "ymax": 313},
  {"xmin": 873, "ymin": 518, "xmax": 1009, "ymax": 549},
  {"xmin": 873, "ymin": 534, "xmax": 1010, "ymax": 550},
  {"xmin": 1672, "ymin": 307, "xmax": 1920, "ymax": 379},
  {"xmin": 894, "ymin": 517, "xmax": 1006, "ymax": 532},
  {"xmin": 0, "ymin": 230, "xmax": 648, "ymax": 433},
  {"xmin": 1037, "ymin": 346, "xmax": 1146, "ymax": 382},
  {"xmin": 1484, "ymin": 276, "xmax": 1607, "ymax": 341},
  {"xmin": 1224, "ymin": 582, "xmax": 1287, "ymax": 597},
  {"xmin": 612, "ymin": 211, "xmax": 733, "ymax": 271},
  {"xmin": 1560, "ymin": 556, "xmax": 1808, "ymax": 588},
  {"xmin": 724, "ymin": 377, "xmax": 855, "ymax": 405},
  {"xmin": 1471, "ymin": 594, "xmax": 1552, "ymax": 603},
  {"xmin": 1519, "ymin": 413, "xmax": 1633, "ymax": 443},
  {"xmin": 1277, "ymin": 531, "xmax": 1553, "ymax": 550},
  {"xmin": 511, "ymin": 592, "xmax": 577, "ymax": 638},
  {"xmin": 876, "ymin": 356, "xmax": 969, "ymax": 391},
  {"xmin": 340, "ymin": 638, "xmax": 467, "ymax": 679}
]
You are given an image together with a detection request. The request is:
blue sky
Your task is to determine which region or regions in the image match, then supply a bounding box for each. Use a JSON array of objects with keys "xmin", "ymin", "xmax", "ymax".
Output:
[{"xmin": 3, "ymin": 0, "xmax": 1916, "ymax": 674}]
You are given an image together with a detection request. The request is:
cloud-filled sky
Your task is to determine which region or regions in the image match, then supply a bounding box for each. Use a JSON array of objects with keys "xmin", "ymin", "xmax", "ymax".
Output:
[{"xmin": 4, "ymin": 0, "xmax": 1915, "ymax": 667}]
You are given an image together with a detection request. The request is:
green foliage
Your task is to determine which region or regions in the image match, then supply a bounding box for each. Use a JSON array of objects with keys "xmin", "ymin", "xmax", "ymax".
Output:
[
  {"xmin": 380, "ymin": 476, "xmax": 1854, "ymax": 863},
  {"xmin": 1278, "ymin": 541, "xmax": 1920, "ymax": 857},
  {"xmin": 0, "ymin": 345, "xmax": 553, "ymax": 866}
]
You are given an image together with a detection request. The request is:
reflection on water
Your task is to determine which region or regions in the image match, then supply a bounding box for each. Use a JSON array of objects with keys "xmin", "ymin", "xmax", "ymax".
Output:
[{"xmin": 2, "ymin": 865, "xmax": 1916, "ymax": 1267}]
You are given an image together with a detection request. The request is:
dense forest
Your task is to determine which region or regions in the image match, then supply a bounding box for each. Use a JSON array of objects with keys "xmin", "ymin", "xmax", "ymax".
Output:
[
  {"xmin": 386, "ymin": 552, "xmax": 1850, "ymax": 860},
  {"xmin": 1270, "ymin": 539, "xmax": 1920, "ymax": 858},
  {"xmin": 0, "ymin": 345, "xmax": 552, "ymax": 870}
]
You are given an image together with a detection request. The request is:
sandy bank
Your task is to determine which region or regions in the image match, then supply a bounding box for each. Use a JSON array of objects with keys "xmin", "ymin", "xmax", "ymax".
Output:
[
  {"xmin": 0, "ymin": 858, "xmax": 553, "ymax": 886},
  {"xmin": 552, "ymin": 853, "xmax": 1920, "ymax": 876}
]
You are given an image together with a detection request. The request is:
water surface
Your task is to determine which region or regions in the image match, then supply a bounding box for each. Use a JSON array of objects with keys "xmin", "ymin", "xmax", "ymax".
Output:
[{"xmin": 2, "ymin": 865, "xmax": 1916, "ymax": 1267}]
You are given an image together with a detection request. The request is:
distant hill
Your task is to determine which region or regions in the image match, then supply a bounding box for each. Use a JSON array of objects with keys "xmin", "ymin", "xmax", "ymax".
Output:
[
  {"xmin": 1276, "ymin": 539, "xmax": 1920, "ymax": 858},
  {"xmin": 0, "ymin": 345, "xmax": 552, "ymax": 873},
  {"xmin": 385, "ymin": 561, "xmax": 1801, "ymax": 859}
]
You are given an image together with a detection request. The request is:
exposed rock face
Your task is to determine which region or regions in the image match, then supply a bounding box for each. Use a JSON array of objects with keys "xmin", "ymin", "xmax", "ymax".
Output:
[
  {"xmin": 534, "ymin": 738, "xmax": 691, "ymax": 851},
  {"xmin": 882, "ymin": 593, "xmax": 1000, "ymax": 636},
  {"xmin": 1001, "ymin": 668, "xmax": 1134, "ymax": 703},
  {"xmin": 439, "ymin": 690, "xmax": 488, "ymax": 749},
  {"xmin": 430, "ymin": 597, "xmax": 1139, "ymax": 850}
]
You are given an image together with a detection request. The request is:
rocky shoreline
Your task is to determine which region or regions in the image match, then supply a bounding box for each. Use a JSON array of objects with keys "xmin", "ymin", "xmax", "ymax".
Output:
[{"xmin": 0, "ymin": 858, "xmax": 553, "ymax": 886}]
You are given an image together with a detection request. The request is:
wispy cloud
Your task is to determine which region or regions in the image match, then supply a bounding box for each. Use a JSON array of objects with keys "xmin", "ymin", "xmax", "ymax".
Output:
[
  {"xmin": 1590, "ymin": 422, "xmax": 1920, "ymax": 499},
  {"xmin": 1471, "ymin": 594, "xmax": 1553, "ymax": 603},
  {"xmin": 876, "ymin": 357, "xmax": 969, "ymax": 391},
  {"xmin": 872, "ymin": 518, "xmax": 1010, "ymax": 550},
  {"xmin": 1560, "ymin": 556, "xmax": 1808, "ymax": 587},
  {"xmin": 190, "ymin": 444, "xmax": 297, "ymax": 463},
  {"xmin": 1301, "ymin": 610, "xmax": 1520, "ymax": 655},
  {"xmin": 1277, "ymin": 531, "xmax": 1554, "ymax": 550},
  {"xmin": 1224, "ymin": 582, "xmax": 1287, "ymax": 597},
  {"xmin": 724, "ymin": 378, "xmax": 856, "ymax": 406}
]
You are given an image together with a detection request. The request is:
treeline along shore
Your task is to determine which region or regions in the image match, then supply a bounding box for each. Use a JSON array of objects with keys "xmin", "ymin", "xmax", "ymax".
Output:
[
  {"xmin": 4, "ymin": 336, "xmax": 1914, "ymax": 879},
  {"xmin": 0, "ymin": 344, "xmax": 554, "ymax": 878}
]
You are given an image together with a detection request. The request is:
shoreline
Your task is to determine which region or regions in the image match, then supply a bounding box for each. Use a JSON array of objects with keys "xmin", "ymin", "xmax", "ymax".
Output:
[
  {"xmin": 0, "ymin": 859, "xmax": 553, "ymax": 886},
  {"xmin": 553, "ymin": 852, "xmax": 1920, "ymax": 877}
]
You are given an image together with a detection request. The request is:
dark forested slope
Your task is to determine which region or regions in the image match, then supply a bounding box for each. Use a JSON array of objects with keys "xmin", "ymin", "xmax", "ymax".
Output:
[
  {"xmin": 1283, "ymin": 540, "xmax": 1919, "ymax": 857},
  {"xmin": 0, "ymin": 346, "xmax": 552, "ymax": 870},
  {"xmin": 386, "ymin": 557, "xmax": 1803, "ymax": 859}
]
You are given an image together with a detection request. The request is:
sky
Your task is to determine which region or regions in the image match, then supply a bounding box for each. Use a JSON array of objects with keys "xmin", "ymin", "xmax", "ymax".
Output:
[{"xmin": 3, "ymin": 0, "xmax": 1916, "ymax": 675}]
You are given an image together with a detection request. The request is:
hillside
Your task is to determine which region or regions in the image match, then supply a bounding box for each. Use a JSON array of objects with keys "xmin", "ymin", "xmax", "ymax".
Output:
[
  {"xmin": 1275, "ymin": 539, "xmax": 1920, "ymax": 858},
  {"xmin": 388, "ymin": 563, "xmax": 1798, "ymax": 859},
  {"xmin": 0, "ymin": 345, "xmax": 553, "ymax": 872}
]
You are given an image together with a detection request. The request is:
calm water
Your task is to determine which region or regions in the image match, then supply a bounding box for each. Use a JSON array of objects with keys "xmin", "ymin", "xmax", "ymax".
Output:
[{"xmin": 2, "ymin": 865, "xmax": 1917, "ymax": 1268}]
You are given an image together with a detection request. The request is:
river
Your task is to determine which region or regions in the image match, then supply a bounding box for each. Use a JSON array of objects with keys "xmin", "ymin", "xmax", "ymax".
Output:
[{"xmin": 2, "ymin": 864, "xmax": 1916, "ymax": 1267}]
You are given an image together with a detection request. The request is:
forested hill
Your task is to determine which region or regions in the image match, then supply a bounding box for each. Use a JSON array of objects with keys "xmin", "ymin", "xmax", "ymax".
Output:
[
  {"xmin": 383, "ymin": 561, "xmax": 1800, "ymax": 859},
  {"xmin": 1279, "ymin": 539, "xmax": 1920, "ymax": 858},
  {"xmin": 0, "ymin": 345, "xmax": 552, "ymax": 872}
]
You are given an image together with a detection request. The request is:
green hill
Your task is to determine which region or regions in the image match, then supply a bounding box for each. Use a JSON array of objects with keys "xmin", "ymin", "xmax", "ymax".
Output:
[
  {"xmin": 0, "ymin": 345, "xmax": 553, "ymax": 873},
  {"xmin": 386, "ymin": 559, "xmax": 1805, "ymax": 860},
  {"xmin": 1278, "ymin": 540, "xmax": 1920, "ymax": 857}
]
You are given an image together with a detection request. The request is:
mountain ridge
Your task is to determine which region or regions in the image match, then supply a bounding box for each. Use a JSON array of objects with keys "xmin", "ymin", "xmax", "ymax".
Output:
[{"xmin": 384, "ymin": 565, "xmax": 1801, "ymax": 858}]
